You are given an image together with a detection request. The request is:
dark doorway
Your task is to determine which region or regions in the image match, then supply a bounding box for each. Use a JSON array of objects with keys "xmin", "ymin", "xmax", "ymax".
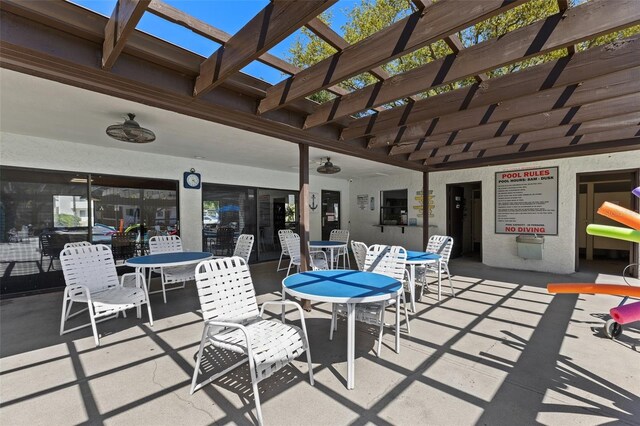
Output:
[
  {"xmin": 576, "ymin": 170, "xmax": 638, "ymax": 277},
  {"xmin": 321, "ymin": 190, "xmax": 341, "ymax": 240},
  {"xmin": 446, "ymin": 182, "xmax": 482, "ymax": 260}
]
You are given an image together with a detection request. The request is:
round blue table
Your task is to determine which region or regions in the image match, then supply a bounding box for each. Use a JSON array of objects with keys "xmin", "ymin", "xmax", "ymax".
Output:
[
  {"xmin": 405, "ymin": 251, "xmax": 441, "ymax": 309},
  {"xmin": 125, "ymin": 252, "xmax": 212, "ymax": 297},
  {"xmin": 283, "ymin": 270, "xmax": 401, "ymax": 389},
  {"xmin": 309, "ymin": 241, "xmax": 348, "ymax": 269}
]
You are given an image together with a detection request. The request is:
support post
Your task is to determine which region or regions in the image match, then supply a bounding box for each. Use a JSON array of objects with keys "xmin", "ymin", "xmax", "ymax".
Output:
[
  {"xmin": 299, "ymin": 144, "xmax": 310, "ymax": 272},
  {"xmin": 423, "ymin": 171, "xmax": 429, "ymax": 249}
]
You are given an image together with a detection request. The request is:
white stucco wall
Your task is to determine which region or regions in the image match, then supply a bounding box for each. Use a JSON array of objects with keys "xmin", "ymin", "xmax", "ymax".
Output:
[
  {"xmin": 0, "ymin": 132, "xmax": 350, "ymax": 251},
  {"xmin": 349, "ymin": 151, "xmax": 640, "ymax": 274}
]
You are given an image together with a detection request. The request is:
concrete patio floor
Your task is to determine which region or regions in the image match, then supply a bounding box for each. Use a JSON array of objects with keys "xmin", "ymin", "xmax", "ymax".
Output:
[{"xmin": 1, "ymin": 258, "xmax": 639, "ymax": 425}]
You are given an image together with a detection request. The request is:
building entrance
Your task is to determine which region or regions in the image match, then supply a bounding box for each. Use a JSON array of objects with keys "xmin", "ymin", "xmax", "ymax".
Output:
[{"xmin": 446, "ymin": 182, "xmax": 482, "ymax": 260}]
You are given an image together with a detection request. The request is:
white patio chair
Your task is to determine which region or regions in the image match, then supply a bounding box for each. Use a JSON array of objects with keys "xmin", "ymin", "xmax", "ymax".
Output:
[
  {"xmin": 190, "ymin": 257, "xmax": 314, "ymax": 425},
  {"xmin": 59, "ymin": 244, "xmax": 152, "ymax": 347},
  {"xmin": 350, "ymin": 241, "xmax": 368, "ymax": 271},
  {"xmin": 212, "ymin": 234, "xmax": 254, "ymax": 263},
  {"xmin": 418, "ymin": 235, "xmax": 455, "ymax": 298},
  {"xmin": 329, "ymin": 229, "xmax": 350, "ymax": 269},
  {"xmin": 276, "ymin": 229, "xmax": 293, "ymax": 271},
  {"xmin": 284, "ymin": 233, "xmax": 301, "ymax": 276},
  {"xmin": 330, "ymin": 245, "xmax": 411, "ymax": 356},
  {"xmin": 308, "ymin": 242, "xmax": 329, "ymax": 271},
  {"xmin": 232, "ymin": 234, "xmax": 254, "ymax": 263},
  {"xmin": 148, "ymin": 235, "xmax": 194, "ymax": 303},
  {"xmin": 284, "ymin": 233, "xmax": 327, "ymax": 275},
  {"xmin": 64, "ymin": 241, "xmax": 92, "ymax": 249}
]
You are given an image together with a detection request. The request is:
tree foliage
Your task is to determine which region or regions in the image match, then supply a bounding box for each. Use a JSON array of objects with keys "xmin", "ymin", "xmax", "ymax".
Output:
[{"xmin": 288, "ymin": 0, "xmax": 640, "ymax": 109}]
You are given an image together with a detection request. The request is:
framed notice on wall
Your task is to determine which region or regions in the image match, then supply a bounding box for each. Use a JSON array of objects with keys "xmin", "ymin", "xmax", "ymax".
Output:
[{"xmin": 495, "ymin": 166, "xmax": 558, "ymax": 235}]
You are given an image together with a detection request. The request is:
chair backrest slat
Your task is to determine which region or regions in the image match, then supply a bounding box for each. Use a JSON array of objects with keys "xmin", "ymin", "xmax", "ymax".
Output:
[
  {"xmin": 284, "ymin": 233, "xmax": 300, "ymax": 258},
  {"xmin": 195, "ymin": 257, "xmax": 259, "ymax": 322},
  {"xmin": 60, "ymin": 244, "xmax": 120, "ymax": 293},
  {"xmin": 351, "ymin": 241, "xmax": 368, "ymax": 271},
  {"xmin": 149, "ymin": 235, "xmax": 183, "ymax": 254},
  {"xmin": 278, "ymin": 229, "xmax": 294, "ymax": 255},
  {"xmin": 329, "ymin": 229, "xmax": 349, "ymax": 243},
  {"xmin": 426, "ymin": 235, "xmax": 454, "ymax": 263},
  {"xmin": 233, "ymin": 234, "xmax": 254, "ymax": 262},
  {"xmin": 64, "ymin": 241, "xmax": 92, "ymax": 249},
  {"xmin": 364, "ymin": 244, "xmax": 407, "ymax": 281}
]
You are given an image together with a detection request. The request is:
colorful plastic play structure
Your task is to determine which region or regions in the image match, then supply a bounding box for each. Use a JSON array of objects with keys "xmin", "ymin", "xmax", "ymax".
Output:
[{"xmin": 547, "ymin": 186, "xmax": 640, "ymax": 339}]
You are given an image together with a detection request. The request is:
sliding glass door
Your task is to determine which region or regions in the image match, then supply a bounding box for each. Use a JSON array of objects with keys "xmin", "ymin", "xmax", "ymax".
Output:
[
  {"xmin": 0, "ymin": 167, "xmax": 178, "ymax": 296},
  {"xmin": 201, "ymin": 184, "xmax": 298, "ymax": 262}
]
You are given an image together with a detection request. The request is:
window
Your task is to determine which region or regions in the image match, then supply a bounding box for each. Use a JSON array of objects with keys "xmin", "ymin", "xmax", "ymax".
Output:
[
  {"xmin": 0, "ymin": 167, "xmax": 178, "ymax": 296},
  {"xmin": 380, "ymin": 189, "xmax": 408, "ymax": 225}
]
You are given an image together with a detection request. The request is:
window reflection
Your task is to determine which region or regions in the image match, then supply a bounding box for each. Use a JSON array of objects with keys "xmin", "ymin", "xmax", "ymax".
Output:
[
  {"xmin": 0, "ymin": 167, "xmax": 177, "ymax": 296},
  {"xmin": 202, "ymin": 184, "xmax": 257, "ymax": 261}
]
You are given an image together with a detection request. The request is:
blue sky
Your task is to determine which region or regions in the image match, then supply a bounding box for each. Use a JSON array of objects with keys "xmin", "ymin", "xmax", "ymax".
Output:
[{"xmin": 71, "ymin": 0, "xmax": 355, "ymax": 84}]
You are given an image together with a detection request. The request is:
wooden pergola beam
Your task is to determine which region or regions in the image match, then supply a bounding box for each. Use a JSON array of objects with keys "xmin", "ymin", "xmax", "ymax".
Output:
[
  {"xmin": 379, "ymin": 69, "xmax": 640, "ymax": 154},
  {"xmin": 340, "ymin": 33, "xmax": 640, "ymax": 141},
  {"xmin": 399, "ymin": 90, "xmax": 640, "ymax": 158},
  {"xmin": 304, "ymin": 17, "xmax": 389, "ymax": 110},
  {"xmin": 102, "ymin": 0, "xmax": 150, "ymax": 69},
  {"xmin": 415, "ymin": 112, "xmax": 640, "ymax": 161},
  {"xmin": 147, "ymin": 0, "xmax": 349, "ymax": 98},
  {"xmin": 257, "ymin": 0, "xmax": 527, "ymax": 114},
  {"xmin": 425, "ymin": 126, "xmax": 640, "ymax": 166},
  {"xmin": 0, "ymin": 4, "xmax": 428, "ymax": 172},
  {"xmin": 303, "ymin": 0, "xmax": 640, "ymax": 129},
  {"xmin": 193, "ymin": 0, "xmax": 335, "ymax": 97},
  {"xmin": 148, "ymin": 0, "xmax": 295, "ymax": 74},
  {"xmin": 427, "ymin": 138, "xmax": 640, "ymax": 170},
  {"xmin": 410, "ymin": 0, "xmax": 487, "ymax": 82},
  {"xmin": 556, "ymin": 0, "xmax": 576, "ymax": 54}
]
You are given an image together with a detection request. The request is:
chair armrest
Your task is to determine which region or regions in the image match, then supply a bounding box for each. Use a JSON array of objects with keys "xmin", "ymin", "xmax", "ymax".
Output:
[
  {"xmin": 203, "ymin": 320, "xmax": 254, "ymax": 358},
  {"xmin": 120, "ymin": 271, "xmax": 146, "ymax": 289},
  {"xmin": 260, "ymin": 300, "xmax": 306, "ymax": 320},
  {"xmin": 260, "ymin": 300, "xmax": 310, "ymax": 344},
  {"xmin": 64, "ymin": 284, "xmax": 92, "ymax": 303}
]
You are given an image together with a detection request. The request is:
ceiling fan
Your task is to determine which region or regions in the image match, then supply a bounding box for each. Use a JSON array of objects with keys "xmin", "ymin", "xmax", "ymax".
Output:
[{"xmin": 316, "ymin": 157, "xmax": 341, "ymax": 174}]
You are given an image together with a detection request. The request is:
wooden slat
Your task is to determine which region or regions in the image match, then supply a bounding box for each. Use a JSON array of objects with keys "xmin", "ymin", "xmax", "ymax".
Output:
[
  {"xmin": 410, "ymin": 0, "xmax": 487, "ymax": 83},
  {"xmin": 426, "ymin": 126, "xmax": 640, "ymax": 165},
  {"xmin": 380, "ymin": 69, "xmax": 640, "ymax": 154},
  {"xmin": 428, "ymin": 138, "xmax": 640, "ymax": 170},
  {"xmin": 193, "ymin": 0, "xmax": 335, "ymax": 97},
  {"xmin": 304, "ymin": 17, "xmax": 388, "ymax": 110},
  {"xmin": 0, "ymin": 7, "xmax": 429, "ymax": 172},
  {"xmin": 102, "ymin": 0, "xmax": 150, "ymax": 69},
  {"xmin": 416, "ymin": 112, "xmax": 640, "ymax": 160},
  {"xmin": 341, "ymin": 33, "xmax": 640, "ymax": 141},
  {"xmin": 303, "ymin": 0, "xmax": 640, "ymax": 129},
  {"xmin": 147, "ymin": 0, "xmax": 296, "ymax": 75},
  {"xmin": 257, "ymin": 0, "xmax": 527, "ymax": 114},
  {"xmin": 305, "ymin": 17, "xmax": 390, "ymax": 82}
]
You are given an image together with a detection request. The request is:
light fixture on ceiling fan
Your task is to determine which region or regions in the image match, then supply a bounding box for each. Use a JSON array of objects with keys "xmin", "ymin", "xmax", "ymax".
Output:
[
  {"xmin": 106, "ymin": 113, "xmax": 156, "ymax": 143},
  {"xmin": 316, "ymin": 157, "xmax": 341, "ymax": 174}
]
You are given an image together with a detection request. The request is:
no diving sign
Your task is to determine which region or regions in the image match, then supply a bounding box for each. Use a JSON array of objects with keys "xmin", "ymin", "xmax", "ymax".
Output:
[{"xmin": 495, "ymin": 167, "xmax": 558, "ymax": 235}]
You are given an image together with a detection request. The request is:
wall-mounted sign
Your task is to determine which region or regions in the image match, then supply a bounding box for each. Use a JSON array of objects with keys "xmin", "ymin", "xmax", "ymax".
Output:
[
  {"xmin": 495, "ymin": 166, "xmax": 558, "ymax": 235},
  {"xmin": 413, "ymin": 190, "xmax": 434, "ymax": 218},
  {"xmin": 357, "ymin": 194, "xmax": 369, "ymax": 210}
]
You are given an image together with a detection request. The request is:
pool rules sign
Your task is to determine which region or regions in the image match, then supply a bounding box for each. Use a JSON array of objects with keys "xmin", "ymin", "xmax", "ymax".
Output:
[{"xmin": 495, "ymin": 167, "xmax": 558, "ymax": 235}]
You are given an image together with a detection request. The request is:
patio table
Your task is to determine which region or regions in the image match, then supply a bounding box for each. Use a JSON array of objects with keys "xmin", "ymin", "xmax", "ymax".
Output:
[
  {"xmin": 125, "ymin": 251, "xmax": 212, "ymax": 296},
  {"xmin": 309, "ymin": 240, "xmax": 347, "ymax": 269},
  {"xmin": 406, "ymin": 251, "xmax": 441, "ymax": 310},
  {"xmin": 282, "ymin": 269, "xmax": 401, "ymax": 390}
]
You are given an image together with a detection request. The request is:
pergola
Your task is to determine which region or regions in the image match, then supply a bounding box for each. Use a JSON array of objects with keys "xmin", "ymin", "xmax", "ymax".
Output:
[{"xmin": 1, "ymin": 0, "xmax": 638, "ymax": 266}]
